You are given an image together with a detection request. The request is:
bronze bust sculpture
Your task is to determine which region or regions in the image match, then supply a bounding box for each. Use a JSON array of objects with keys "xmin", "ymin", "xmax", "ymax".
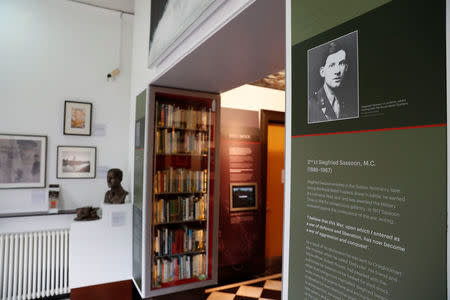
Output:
[{"xmin": 104, "ymin": 168, "xmax": 128, "ymax": 204}]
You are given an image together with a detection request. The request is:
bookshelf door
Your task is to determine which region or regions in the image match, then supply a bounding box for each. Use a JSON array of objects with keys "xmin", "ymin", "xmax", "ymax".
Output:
[{"xmin": 146, "ymin": 86, "xmax": 219, "ymax": 297}]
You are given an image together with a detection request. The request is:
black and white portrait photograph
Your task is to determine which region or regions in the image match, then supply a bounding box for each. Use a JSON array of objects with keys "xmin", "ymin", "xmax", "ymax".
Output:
[
  {"xmin": 57, "ymin": 146, "xmax": 96, "ymax": 179},
  {"xmin": 0, "ymin": 134, "xmax": 47, "ymax": 189},
  {"xmin": 307, "ymin": 31, "xmax": 359, "ymax": 124}
]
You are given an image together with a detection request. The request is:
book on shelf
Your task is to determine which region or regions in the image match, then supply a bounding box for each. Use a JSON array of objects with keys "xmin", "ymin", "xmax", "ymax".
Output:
[
  {"xmin": 154, "ymin": 168, "xmax": 207, "ymax": 194},
  {"xmin": 153, "ymin": 223, "xmax": 206, "ymax": 285},
  {"xmin": 154, "ymin": 227, "xmax": 205, "ymax": 256},
  {"xmin": 156, "ymin": 102, "xmax": 210, "ymax": 131},
  {"xmin": 154, "ymin": 195, "xmax": 206, "ymax": 224},
  {"xmin": 150, "ymin": 97, "xmax": 215, "ymax": 290},
  {"xmin": 153, "ymin": 253, "xmax": 206, "ymax": 285},
  {"xmin": 155, "ymin": 128, "xmax": 208, "ymax": 155}
]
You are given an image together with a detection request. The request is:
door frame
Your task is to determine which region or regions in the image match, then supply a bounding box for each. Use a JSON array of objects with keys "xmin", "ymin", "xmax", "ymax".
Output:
[{"xmin": 260, "ymin": 109, "xmax": 285, "ymax": 259}]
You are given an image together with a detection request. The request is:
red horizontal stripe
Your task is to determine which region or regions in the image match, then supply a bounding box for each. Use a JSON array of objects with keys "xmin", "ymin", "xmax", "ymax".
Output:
[{"xmin": 292, "ymin": 123, "xmax": 447, "ymax": 138}]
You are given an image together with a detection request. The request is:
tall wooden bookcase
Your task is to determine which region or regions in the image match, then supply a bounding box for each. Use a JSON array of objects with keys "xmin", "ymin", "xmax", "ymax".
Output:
[{"xmin": 132, "ymin": 86, "xmax": 220, "ymax": 298}]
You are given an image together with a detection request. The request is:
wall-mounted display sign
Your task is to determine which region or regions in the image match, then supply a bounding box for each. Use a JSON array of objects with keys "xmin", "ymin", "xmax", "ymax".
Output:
[
  {"xmin": 287, "ymin": 0, "xmax": 446, "ymax": 299},
  {"xmin": 219, "ymin": 108, "xmax": 264, "ymax": 269},
  {"xmin": 230, "ymin": 183, "xmax": 257, "ymax": 212},
  {"xmin": 133, "ymin": 89, "xmax": 147, "ymax": 291}
]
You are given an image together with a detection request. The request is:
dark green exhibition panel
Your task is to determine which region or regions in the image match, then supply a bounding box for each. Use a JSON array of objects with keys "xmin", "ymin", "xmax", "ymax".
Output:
[
  {"xmin": 292, "ymin": 0, "xmax": 390, "ymax": 46},
  {"xmin": 289, "ymin": 127, "xmax": 446, "ymax": 299},
  {"xmin": 133, "ymin": 89, "xmax": 147, "ymax": 290},
  {"xmin": 292, "ymin": 0, "xmax": 446, "ymax": 136},
  {"xmin": 289, "ymin": 0, "xmax": 447, "ymax": 298}
]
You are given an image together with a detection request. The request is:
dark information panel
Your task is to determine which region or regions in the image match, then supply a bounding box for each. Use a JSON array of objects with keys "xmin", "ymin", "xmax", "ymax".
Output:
[
  {"xmin": 289, "ymin": 127, "xmax": 446, "ymax": 299},
  {"xmin": 219, "ymin": 108, "xmax": 264, "ymax": 269},
  {"xmin": 133, "ymin": 89, "xmax": 147, "ymax": 290},
  {"xmin": 292, "ymin": 0, "xmax": 446, "ymax": 136},
  {"xmin": 288, "ymin": 0, "xmax": 447, "ymax": 299}
]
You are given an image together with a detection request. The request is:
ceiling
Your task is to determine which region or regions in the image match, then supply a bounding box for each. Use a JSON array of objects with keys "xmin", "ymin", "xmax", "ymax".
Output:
[
  {"xmin": 153, "ymin": 0, "xmax": 285, "ymax": 93},
  {"xmin": 71, "ymin": 0, "xmax": 134, "ymax": 14},
  {"xmin": 250, "ymin": 70, "xmax": 285, "ymax": 91}
]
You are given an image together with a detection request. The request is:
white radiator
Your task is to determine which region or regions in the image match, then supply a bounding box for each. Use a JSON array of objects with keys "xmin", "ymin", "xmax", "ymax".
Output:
[{"xmin": 0, "ymin": 229, "xmax": 70, "ymax": 299}]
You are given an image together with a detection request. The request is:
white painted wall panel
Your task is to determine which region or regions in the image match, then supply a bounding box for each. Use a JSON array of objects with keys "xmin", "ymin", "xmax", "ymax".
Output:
[
  {"xmin": 0, "ymin": 0, "xmax": 133, "ymax": 213},
  {"xmin": 69, "ymin": 203, "xmax": 132, "ymax": 288}
]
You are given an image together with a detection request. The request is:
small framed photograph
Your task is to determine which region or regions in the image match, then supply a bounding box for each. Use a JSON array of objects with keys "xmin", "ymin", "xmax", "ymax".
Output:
[
  {"xmin": 64, "ymin": 101, "xmax": 92, "ymax": 136},
  {"xmin": 0, "ymin": 134, "xmax": 47, "ymax": 189},
  {"xmin": 57, "ymin": 146, "xmax": 96, "ymax": 179},
  {"xmin": 230, "ymin": 183, "xmax": 257, "ymax": 212},
  {"xmin": 307, "ymin": 31, "xmax": 359, "ymax": 124}
]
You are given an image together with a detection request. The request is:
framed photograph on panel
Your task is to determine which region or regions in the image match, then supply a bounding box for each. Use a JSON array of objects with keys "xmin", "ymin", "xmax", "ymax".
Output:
[
  {"xmin": 307, "ymin": 31, "xmax": 359, "ymax": 124},
  {"xmin": 230, "ymin": 183, "xmax": 257, "ymax": 212},
  {"xmin": 57, "ymin": 146, "xmax": 96, "ymax": 179},
  {"xmin": 64, "ymin": 101, "xmax": 92, "ymax": 136},
  {"xmin": 0, "ymin": 134, "xmax": 47, "ymax": 189}
]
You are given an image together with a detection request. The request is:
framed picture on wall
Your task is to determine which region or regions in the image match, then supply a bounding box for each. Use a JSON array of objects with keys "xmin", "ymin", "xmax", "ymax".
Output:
[
  {"xmin": 230, "ymin": 183, "xmax": 257, "ymax": 212},
  {"xmin": 64, "ymin": 100, "xmax": 92, "ymax": 136},
  {"xmin": 57, "ymin": 146, "xmax": 96, "ymax": 179},
  {"xmin": 0, "ymin": 134, "xmax": 47, "ymax": 189}
]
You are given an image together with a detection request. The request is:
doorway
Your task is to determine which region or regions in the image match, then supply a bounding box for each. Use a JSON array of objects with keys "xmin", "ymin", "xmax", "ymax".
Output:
[
  {"xmin": 261, "ymin": 110, "xmax": 285, "ymax": 273},
  {"xmin": 148, "ymin": 0, "xmax": 286, "ymax": 296}
]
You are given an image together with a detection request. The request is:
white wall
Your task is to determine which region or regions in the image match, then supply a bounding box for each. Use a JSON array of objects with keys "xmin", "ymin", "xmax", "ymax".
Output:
[
  {"xmin": 0, "ymin": 0, "xmax": 133, "ymax": 213},
  {"xmin": 221, "ymin": 84, "xmax": 285, "ymax": 115},
  {"xmin": 0, "ymin": 214, "xmax": 75, "ymax": 234},
  {"xmin": 70, "ymin": 203, "xmax": 132, "ymax": 288}
]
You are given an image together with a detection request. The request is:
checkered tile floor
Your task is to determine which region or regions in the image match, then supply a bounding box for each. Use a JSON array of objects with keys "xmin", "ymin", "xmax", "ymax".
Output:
[{"xmin": 205, "ymin": 274, "xmax": 282, "ymax": 300}]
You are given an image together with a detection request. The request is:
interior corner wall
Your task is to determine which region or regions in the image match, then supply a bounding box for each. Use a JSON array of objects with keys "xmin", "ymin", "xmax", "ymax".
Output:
[{"xmin": 0, "ymin": 0, "xmax": 133, "ymax": 214}]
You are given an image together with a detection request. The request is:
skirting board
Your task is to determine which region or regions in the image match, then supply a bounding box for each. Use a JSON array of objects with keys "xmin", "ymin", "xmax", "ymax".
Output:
[{"xmin": 70, "ymin": 280, "xmax": 132, "ymax": 300}]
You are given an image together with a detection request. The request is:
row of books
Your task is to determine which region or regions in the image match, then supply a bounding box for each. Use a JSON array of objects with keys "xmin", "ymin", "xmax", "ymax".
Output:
[
  {"xmin": 157, "ymin": 103, "xmax": 209, "ymax": 131},
  {"xmin": 154, "ymin": 196, "xmax": 206, "ymax": 224},
  {"xmin": 154, "ymin": 228, "xmax": 205, "ymax": 256},
  {"xmin": 153, "ymin": 254, "xmax": 206, "ymax": 285},
  {"xmin": 155, "ymin": 129, "xmax": 208, "ymax": 155},
  {"xmin": 154, "ymin": 168, "xmax": 207, "ymax": 194}
]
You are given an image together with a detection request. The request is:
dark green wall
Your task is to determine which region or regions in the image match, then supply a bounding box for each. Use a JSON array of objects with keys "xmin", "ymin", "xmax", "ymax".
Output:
[
  {"xmin": 288, "ymin": 0, "xmax": 447, "ymax": 298},
  {"xmin": 292, "ymin": 0, "xmax": 390, "ymax": 45}
]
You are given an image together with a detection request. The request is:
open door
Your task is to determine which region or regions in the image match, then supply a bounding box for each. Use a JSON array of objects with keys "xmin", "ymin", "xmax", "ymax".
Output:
[{"xmin": 133, "ymin": 85, "xmax": 220, "ymax": 298}]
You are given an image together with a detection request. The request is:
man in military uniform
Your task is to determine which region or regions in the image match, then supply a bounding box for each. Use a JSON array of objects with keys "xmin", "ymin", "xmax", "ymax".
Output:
[{"xmin": 309, "ymin": 41, "xmax": 354, "ymax": 123}]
